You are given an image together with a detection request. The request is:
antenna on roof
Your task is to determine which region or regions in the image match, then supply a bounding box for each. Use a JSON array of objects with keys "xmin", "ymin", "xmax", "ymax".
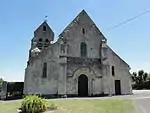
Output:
[{"xmin": 44, "ymin": 16, "xmax": 48, "ymax": 22}]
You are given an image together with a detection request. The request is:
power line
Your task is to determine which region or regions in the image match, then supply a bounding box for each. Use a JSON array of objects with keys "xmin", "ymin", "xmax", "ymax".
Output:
[{"xmin": 107, "ymin": 9, "xmax": 150, "ymax": 31}]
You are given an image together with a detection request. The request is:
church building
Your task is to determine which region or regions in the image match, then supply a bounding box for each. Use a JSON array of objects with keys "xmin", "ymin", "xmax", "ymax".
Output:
[{"xmin": 24, "ymin": 10, "xmax": 132, "ymax": 97}]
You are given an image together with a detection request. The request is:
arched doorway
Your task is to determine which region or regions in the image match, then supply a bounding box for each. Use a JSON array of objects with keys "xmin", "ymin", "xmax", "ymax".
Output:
[{"xmin": 78, "ymin": 74, "xmax": 88, "ymax": 97}]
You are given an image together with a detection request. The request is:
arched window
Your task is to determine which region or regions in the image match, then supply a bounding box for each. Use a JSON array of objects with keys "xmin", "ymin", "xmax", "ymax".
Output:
[
  {"xmin": 39, "ymin": 38, "xmax": 42, "ymax": 42},
  {"xmin": 80, "ymin": 42, "xmax": 87, "ymax": 57},
  {"xmin": 43, "ymin": 26, "xmax": 46, "ymax": 31},
  {"xmin": 38, "ymin": 38, "xmax": 43, "ymax": 49},
  {"xmin": 112, "ymin": 66, "xmax": 115, "ymax": 76},
  {"xmin": 82, "ymin": 28, "xmax": 85, "ymax": 34},
  {"xmin": 45, "ymin": 39, "xmax": 49, "ymax": 42},
  {"xmin": 42, "ymin": 62, "xmax": 47, "ymax": 78},
  {"xmin": 44, "ymin": 39, "xmax": 50, "ymax": 48}
]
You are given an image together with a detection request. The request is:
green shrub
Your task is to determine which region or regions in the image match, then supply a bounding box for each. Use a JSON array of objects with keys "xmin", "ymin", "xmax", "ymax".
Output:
[{"xmin": 20, "ymin": 95, "xmax": 49, "ymax": 113}]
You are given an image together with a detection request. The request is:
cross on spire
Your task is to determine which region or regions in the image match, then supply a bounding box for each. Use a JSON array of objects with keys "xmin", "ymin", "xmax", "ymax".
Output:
[{"xmin": 44, "ymin": 16, "xmax": 48, "ymax": 22}]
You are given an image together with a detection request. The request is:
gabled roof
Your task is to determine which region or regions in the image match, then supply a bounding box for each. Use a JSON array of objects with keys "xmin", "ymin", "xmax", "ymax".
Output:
[
  {"xmin": 59, "ymin": 9, "xmax": 106, "ymax": 40},
  {"xmin": 34, "ymin": 21, "xmax": 54, "ymax": 34},
  {"xmin": 107, "ymin": 46, "xmax": 130, "ymax": 69}
]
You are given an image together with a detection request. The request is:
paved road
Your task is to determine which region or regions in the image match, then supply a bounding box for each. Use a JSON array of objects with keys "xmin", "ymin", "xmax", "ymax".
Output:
[
  {"xmin": 135, "ymin": 98, "xmax": 150, "ymax": 113},
  {"xmin": 132, "ymin": 90, "xmax": 150, "ymax": 113}
]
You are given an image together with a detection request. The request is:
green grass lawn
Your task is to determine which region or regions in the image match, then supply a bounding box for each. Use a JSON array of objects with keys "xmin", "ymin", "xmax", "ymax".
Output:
[{"xmin": 0, "ymin": 99, "xmax": 135, "ymax": 113}]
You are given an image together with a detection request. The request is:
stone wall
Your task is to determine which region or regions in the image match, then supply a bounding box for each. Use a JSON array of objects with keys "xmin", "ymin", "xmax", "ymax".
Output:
[
  {"xmin": 66, "ymin": 57, "xmax": 103, "ymax": 96},
  {"xmin": 24, "ymin": 41, "xmax": 61, "ymax": 95},
  {"xmin": 106, "ymin": 47, "xmax": 132, "ymax": 95},
  {"xmin": 60, "ymin": 10, "xmax": 103, "ymax": 59},
  {"xmin": 0, "ymin": 81, "xmax": 7, "ymax": 100}
]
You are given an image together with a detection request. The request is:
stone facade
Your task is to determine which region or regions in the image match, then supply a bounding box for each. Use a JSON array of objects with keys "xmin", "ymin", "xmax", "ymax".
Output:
[
  {"xmin": 24, "ymin": 10, "xmax": 132, "ymax": 97},
  {"xmin": 0, "ymin": 81, "xmax": 7, "ymax": 100}
]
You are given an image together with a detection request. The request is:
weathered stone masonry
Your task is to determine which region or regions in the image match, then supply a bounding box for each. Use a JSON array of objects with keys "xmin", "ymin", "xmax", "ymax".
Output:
[{"xmin": 24, "ymin": 10, "xmax": 132, "ymax": 97}]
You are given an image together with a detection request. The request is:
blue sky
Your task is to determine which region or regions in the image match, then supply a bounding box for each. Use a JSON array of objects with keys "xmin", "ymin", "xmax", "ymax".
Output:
[{"xmin": 0, "ymin": 0, "xmax": 150, "ymax": 81}]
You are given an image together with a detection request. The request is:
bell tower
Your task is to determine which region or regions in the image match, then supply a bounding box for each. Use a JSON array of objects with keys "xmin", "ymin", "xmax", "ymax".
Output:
[
  {"xmin": 31, "ymin": 21, "xmax": 54, "ymax": 50},
  {"xmin": 28, "ymin": 21, "xmax": 54, "ymax": 61}
]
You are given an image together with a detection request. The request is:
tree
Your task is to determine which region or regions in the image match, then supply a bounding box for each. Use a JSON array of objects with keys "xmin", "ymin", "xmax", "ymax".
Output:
[{"xmin": 132, "ymin": 70, "xmax": 150, "ymax": 89}]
